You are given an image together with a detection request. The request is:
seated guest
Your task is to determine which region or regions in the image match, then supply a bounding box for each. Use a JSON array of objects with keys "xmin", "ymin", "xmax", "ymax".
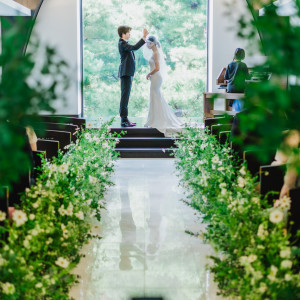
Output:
[
  {"xmin": 224, "ymin": 48, "xmax": 250, "ymax": 112},
  {"xmin": 272, "ymin": 130, "xmax": 300, "ymax": 198}
]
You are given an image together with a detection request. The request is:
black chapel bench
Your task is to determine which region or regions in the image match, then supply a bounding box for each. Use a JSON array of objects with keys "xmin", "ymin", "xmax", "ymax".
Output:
[
  {"xmin": 33, "ymin": 122, "xmax": 79, "ymax": 143},
  {"xmin": 259, "ymin": 164, "xmax": 285, "ymax": 203},
  {"xmin": 0, "ymin": 187, "xmax": 9, "ymax": 220},
  {"xmin": 37, "ymin": 139, "xmax": 59, "ymax": 159},
  {"xmin": 36, "ymin": 130, "xmax": 71, "ymax": 153},
  {"xmin": 32, "ymin": 150, "xmax": 46, "ymax": 180},
  {"xmin": 40, "ymin": 116, "xmax": 86, "ymax": 129}
]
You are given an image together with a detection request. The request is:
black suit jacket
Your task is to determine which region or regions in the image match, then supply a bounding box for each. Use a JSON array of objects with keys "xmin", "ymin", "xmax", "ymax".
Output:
[{"xmin": 118, "ymin": 38, "xmax": 145, "ymax": 78}]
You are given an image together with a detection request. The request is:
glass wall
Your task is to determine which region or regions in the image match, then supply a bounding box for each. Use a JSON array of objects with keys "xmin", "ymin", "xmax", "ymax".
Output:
[{"xmin": 83, "ymin": 0, "xmax": 207, "ymax": 124}]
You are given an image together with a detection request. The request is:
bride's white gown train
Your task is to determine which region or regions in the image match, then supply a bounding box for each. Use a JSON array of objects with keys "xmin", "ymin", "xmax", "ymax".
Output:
[{"xmin": 144, "ymin": 56, "xmax": 183, "ymax": 137}]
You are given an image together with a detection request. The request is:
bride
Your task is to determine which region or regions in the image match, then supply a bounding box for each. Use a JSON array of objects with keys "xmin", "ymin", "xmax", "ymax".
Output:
[{"xmin": 143, "ymin": 36, "xmax": 183, "ymax": 137}]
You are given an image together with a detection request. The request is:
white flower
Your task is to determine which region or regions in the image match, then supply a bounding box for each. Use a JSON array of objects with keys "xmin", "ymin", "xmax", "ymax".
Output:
[
  {"xmin": 94, "ymin": 163, "xmax": 99, "ymax": 168},
  {"xmin": 102, "ymin": 142, "xmax": 109, "ymax": 148},
  {"xmin": 0, "ymin": 211, "xmax": 6, "ymax": 221},
  {"xmin": 221, "ymin": 188, "xmax": 227, "ymax": 195},
  {"xmin": 12, "ymin": 210, "xmax": 28, "ymax": 227},
  {"xmin": 270, "ymin": 265, "xmax": 278, "ymax": 276},
  {"xmin": 65, "ymin": 202, "xmax": 73, "ymax": 216},
  {"xmin": 269, "ymin": 209, "xmax": 284, "ymax": 224},
  {"xmin": 239, "ymin": 256, "xmax": 249, "ymax": 265},
  {"xmin": 31, "ymin": 229, "xmax": 39, "ymax": 236},
  {"xmin": 248, "ymin": 254, "xmax": 257, "ymax": 263},
  {"xmin": 29, "ymin": 214, "xmax": 35, "ymax": 220},
  {"xmin": 251, "ymin": 197, "xmax": 260, "ymax": 205},
  {"xmin": 89, "ymin": 175, "xmax": 98, "ymax": 184},
  {"xmin": 281, "ymin": 196, "xmax": 291, "ymax": 206},
  {"xmin": 23, "ymin": 239, "xmax": 30, "ymax": 248},
  {"xmin": 2, "ymin": 282, "xmax": 15, "ymax": 295},
  {"xmin": 0, "ymin": 255, "xmax": 7, "ymax": 266},
  {"xmin": 200, "ymin": 143, "xmax": 208, "ymax": 150},
  {"xmin": 75, "ymin": 211, "xmax": 84, "ymax": 220},
  {"xmin": 86, "ymin": 122, "xmax": 93, "ymax": 128},
  {"xmin": 239, "ymin": 166, "xmax": 247, "ymax": 175},
  {"xmin": 285, "ymin": 274, "xmax": 292, "ymax": 281},
  {"xmin": 202, "ymin": 196, "xmax": 207, "ymax": 203},
  {"xmin": 58, "ymin": 205, "xmax": 67, "ymax": 216},
  {"xmin": 55, "ymin": 257, "xmax": 70, "ymax": 269},
  {"xmin": 218, "ymin": 167, "xmax": 224, "ymax": 171},
  {"xmin": 281, "ymin": 260, "xmax": 292, "ymax": 269},
  {"xmin": 59, "ymin": 163, "xmax": 68, "ymax": 173},
  {"xmin": 62, "ymin": 230, "xmax": 69, "ymax": 238},
  {"xmin": 212, "ymin": 156, "xmax": 219, "ymax": 164},
  {"xmin": 32, "ymin": 202, "xmax": 39, "ymax": 209},
  {"xmin": 280, "ymin": 202, "xmax": 291, "ymax": 210},
  {"xmin": 237, "ymin": 176, "xmax": 246, "ymax": 188},
  {"xmin": 258, "ymin": 283, "xmax": 267, "ymax": 294},
  {"xmin": 46, "ymin": 238, "xmax": 53, "ymax": 245},
  {"xmin": 49, "ymin": 164, "xmax": 57, "ymax": 172},
  {"xmin": 257, "ymin": 224, "xmax": 268, "ymax": 238},
  {"xmin": 280, "ymin": 248, "xmax": 291, "ymax": 259},
  {"xmin": 35, "ymin": 282, "xmax": 43, "ymax": 288}
]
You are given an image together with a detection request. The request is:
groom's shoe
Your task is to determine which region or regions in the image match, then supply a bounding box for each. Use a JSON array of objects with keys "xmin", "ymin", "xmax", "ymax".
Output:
[
  {"xmin": 121, "ymin": 121, "xmax": 135, "ymax": 128},
  {"xmin": 127, "ymin": 120, "xmax": 136, "ymax": 125}
]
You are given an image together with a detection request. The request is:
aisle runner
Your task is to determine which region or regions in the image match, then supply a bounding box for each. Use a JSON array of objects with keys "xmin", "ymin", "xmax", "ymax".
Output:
[{"xmin": 70, "ymin": 159, "xmax": 221, "ymax": 300}]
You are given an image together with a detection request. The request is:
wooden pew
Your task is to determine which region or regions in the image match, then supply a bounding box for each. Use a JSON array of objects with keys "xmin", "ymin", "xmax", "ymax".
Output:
[
  {"xmin": 33, "ymin": 122, "xmax": 78, "ymax": 143},
  {"xmin": 0, "ymin": 187, "xmax": 9, "ymax": 219},
  {"xmin": 36, "ymin": 130, "xmax": 71, "ymax": 153},
  {"xmin": 211, "ymin": 124, "xmax": 232, "ymax": 138},
  {"xmin": 259, "ymin": 164, "xmax": 285, "ymax": 202},
  {"xmin": 32, "ymin": 150, "xmax": 46, "ymax": 180},
  {"xmin": 219, "ymin": 131, "xmax": 231, "ymax": 145},
  {"xmin": 41, "ymin": 116, "xmax": 86, "ymax": 129},
  {"xmin": 9, "ymin": 171, "xmax": 31, "ymax": 207},
  {"xmin": 37, "ymin": 139, "xmax": 59, "ymax": 159},
  {"xmin": 289, "ymin": 187, "xmax": 300, "ymax": 246},
  {"xmin": 204, "ymin": 117, "xmax": 225, "ymax": 129},
  {"xmin": 243, "ymin": 150, "xmax": 275, "ymax": 177}
]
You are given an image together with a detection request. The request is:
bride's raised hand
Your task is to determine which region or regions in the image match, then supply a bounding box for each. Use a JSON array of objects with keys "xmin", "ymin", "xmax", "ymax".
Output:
[{"xmin": 146, "ymin": 74, "xmax": 151, "ymax": 80}]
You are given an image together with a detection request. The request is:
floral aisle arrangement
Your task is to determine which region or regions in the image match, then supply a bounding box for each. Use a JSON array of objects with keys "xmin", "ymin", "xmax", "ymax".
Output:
[
  {"xmin": 0, "ymin": 121, "xmax": 119, "ymax": 299},
  {"xmin": 175, "ymin": 128, "xmax": 300, "ymax": 300}
]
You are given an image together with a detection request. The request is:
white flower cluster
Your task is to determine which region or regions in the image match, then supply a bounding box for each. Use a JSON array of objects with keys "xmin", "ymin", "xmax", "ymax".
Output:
[{"xmin": 58, "ymin": 202, "xmax": 73, "ymax": 217}]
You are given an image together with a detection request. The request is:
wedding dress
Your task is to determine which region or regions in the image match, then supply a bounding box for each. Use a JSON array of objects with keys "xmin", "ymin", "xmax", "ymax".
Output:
[{"xmin": 144, "ymin": 54, "xmax": 183, "ymax": 137}]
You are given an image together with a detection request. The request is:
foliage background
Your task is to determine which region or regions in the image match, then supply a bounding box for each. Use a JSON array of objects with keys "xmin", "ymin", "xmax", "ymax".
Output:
[
  {"xmin": 233, "ymin": 1, "xmax": 300, "ymax": 171},
  {"xmin": 83, "ymin": 0, "xmax": 207, "ymax": 120},
  {"xmin": 0, "ymin": 18, "xmax": 69, "ymax": 189}
]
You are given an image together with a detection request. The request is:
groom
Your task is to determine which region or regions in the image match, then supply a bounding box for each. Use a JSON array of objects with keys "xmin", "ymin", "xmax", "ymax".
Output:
[{"xmin": 118, "ymin": 26, "xmax": 148, "ymax": 127}]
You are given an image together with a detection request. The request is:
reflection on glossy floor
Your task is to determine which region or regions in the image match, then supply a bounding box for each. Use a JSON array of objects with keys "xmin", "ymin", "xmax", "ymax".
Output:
[{"xmin": 70, "ymin": 159, "xmax": 222, "ymax": 300}]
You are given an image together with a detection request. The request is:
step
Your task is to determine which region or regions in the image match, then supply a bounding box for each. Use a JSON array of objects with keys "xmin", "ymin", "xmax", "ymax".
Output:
[
  {"xmin": 110, "ymin": 127, "xmax": 165, "ymax": 137},
  {"xmin": 116, "ymin": 148, "xmax": 176, "ymax": 158},
  {"xmin": 115, "ymin": 137, "xmax": 177, "ymax": 149}
]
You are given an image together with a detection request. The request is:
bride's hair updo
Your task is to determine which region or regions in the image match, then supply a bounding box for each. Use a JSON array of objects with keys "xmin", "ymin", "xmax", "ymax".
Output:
[{"xmin": 147, "ymin": 36, "xmax": 161, "ymax": 48}]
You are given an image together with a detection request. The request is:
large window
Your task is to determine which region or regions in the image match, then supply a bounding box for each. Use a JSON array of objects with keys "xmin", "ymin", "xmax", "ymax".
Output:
[{"xmin": 83, "ymin": 0, "xmax": 207, "ymax": 123}]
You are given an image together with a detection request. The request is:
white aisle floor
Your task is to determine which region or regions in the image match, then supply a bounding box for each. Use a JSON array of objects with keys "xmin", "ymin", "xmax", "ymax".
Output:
[{"xmin": 70, "ymin": 159, "xmax": 221, "ymax": 300}]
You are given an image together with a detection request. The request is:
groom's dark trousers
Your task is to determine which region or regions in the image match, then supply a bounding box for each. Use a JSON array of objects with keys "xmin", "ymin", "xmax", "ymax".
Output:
[
  {"xmin": 118, "ymin": 38, "xmax": 145, "ymax": 123},
  {"xmin": 120, "ymin": 76, "xmax": 133, "ymax": 122}
]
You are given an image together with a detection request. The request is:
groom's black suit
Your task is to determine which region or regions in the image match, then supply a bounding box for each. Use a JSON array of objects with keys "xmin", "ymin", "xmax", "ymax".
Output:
[{"xmin": 118, "ymin": 38, "xmax": 145, "ymax": 123}]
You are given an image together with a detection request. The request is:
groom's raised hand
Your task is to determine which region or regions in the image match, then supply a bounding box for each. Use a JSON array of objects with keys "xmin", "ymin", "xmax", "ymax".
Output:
[{"xmin": 143, "ymin": 28, "xmax": 149, "ymax": 39}]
